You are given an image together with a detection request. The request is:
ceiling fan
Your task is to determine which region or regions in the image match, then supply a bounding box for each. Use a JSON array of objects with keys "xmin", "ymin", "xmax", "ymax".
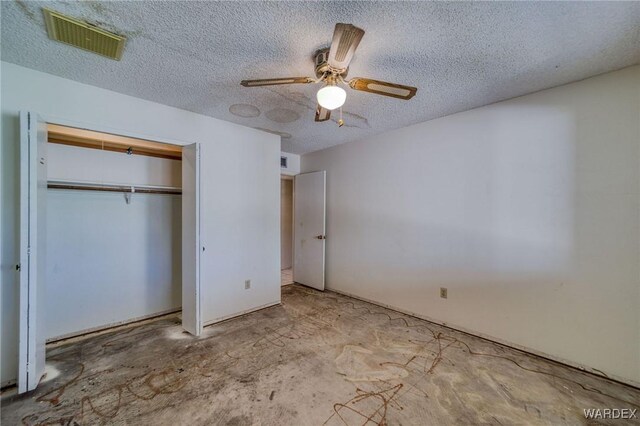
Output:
[{"xmin": 240, "ymin": 23, "xmax": 418, "ymax": 125}]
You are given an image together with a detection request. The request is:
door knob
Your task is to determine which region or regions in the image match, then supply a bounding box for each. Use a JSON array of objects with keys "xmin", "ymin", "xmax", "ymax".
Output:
[{"xmin": 315, "ymin": 235, "xmax": 326, "ymax": 240}]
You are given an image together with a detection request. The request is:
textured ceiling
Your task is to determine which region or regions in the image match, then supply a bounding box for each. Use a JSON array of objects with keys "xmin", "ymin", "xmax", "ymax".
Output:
[{"xmin": 2, "ymin": 1, "xmax": 639, "ymax": 154}]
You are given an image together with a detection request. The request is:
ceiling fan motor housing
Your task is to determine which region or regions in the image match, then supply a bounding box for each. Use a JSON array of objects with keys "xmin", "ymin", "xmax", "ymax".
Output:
[{"xmin": 314, "ymin": 48, "xmax": 348, "ymax": 79}]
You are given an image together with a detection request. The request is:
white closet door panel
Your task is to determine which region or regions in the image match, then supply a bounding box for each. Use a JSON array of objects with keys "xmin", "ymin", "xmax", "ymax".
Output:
[
  {"xmin": 18, "ymin": 111, "xmax": 47, "ymax": 393},
  {"xmin": 182, "ymin": 143, "xmax": 202, "ymax": 336}
]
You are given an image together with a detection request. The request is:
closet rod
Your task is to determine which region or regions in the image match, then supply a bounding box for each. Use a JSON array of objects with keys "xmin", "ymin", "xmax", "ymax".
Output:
[{"xmin": 47, "ymin": 182, "xmax": 182, "ymax": 195}]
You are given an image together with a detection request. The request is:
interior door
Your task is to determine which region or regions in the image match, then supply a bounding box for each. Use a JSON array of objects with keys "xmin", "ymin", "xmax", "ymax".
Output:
[
  {"xmin": 18, "ymin": 111, "xmax": 47, "ymax": 393},
  {"xmin": 293, "ymin": 171, "xmax": 326, "ymax": 291},
  {"xmin": 182, "ymin": 143, "xmax": 202, "ymax": 336}
]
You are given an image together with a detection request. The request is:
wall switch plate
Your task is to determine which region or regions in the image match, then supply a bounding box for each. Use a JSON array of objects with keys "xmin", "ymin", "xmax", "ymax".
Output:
[
  {"xmin": 440, "ymin": 287, "xmax": 448, "ymax": 299},
  {"xmin": 245, "ymin": 280, "xmax": 251, "ymax": 290}
]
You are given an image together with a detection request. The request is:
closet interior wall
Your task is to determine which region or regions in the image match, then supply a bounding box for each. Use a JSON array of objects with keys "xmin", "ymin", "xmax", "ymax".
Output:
[{"xmin": 45, "ymin": 131, "xmax": 183, "ymax": 340}]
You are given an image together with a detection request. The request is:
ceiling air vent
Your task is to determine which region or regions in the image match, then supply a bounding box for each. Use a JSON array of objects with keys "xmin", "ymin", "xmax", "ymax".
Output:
[{"xmin": 43, "ymin": 8, "xmax": 126, "ymax": 60}]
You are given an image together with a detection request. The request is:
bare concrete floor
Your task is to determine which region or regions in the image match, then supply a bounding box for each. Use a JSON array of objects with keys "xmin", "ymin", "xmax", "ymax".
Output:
[{"xmin": 2, "ymin": 285, "xmax": 639, "ymax": 425}]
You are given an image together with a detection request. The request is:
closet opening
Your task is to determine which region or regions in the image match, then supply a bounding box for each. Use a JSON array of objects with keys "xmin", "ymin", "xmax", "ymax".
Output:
[{"xmin": 43, "ymin": 123, "xmax": 193, "ymax": 343}]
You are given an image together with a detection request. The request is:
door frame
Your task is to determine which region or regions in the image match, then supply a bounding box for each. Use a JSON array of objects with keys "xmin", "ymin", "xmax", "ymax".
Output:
[
  {"xmin": 280, "ymin": 175, "xmax": 295, "ymax": 275},
  {"xmin": 41, "ymin": 115, "xmax": 192, "ymax": 148}
]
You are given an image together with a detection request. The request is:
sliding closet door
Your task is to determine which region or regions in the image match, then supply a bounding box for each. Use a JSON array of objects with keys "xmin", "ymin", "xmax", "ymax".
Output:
[
  {"xmin": 18, "ymin": 111, "xmax": 47, "ymax": 393},
  {"xmin": 182, "ymin": 143, "xmax": 202, "ymax": 336}
]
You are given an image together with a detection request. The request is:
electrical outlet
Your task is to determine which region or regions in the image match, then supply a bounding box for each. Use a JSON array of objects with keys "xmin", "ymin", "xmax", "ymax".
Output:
[
  {"xmin": 245, "ymin": 280, "xmax": 251, "ymax": 290},
  {"xmin": 440, "ymin": 287, "xmax": 448, "ymax": 299}
]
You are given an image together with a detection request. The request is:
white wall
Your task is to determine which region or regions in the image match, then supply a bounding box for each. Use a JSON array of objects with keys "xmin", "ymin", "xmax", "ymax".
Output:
[
  {"xmin": 200, "ymin": 124, "xmax": 280, "ymax": 325},
  {"xmin": 1, "ymin": 62, "xmax": 280, "ymax": 386},
  {"xmin": 46, "ymin": 190, "xmax": 181, "ymax": 339},
  {"xmin": 48, "ymin": 143, "xmax": 182, "ymax": 188},
  {"xmin": 302, "ymin": 66, "xmax": 640, "ymax": 385},
  {"xmin": 280, "ymin": 151, "xmax": 300, "ymax": 176}
]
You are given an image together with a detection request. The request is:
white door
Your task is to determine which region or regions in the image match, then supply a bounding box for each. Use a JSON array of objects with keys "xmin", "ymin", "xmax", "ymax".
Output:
[
  {"xmin": 18, "ymin": 111, "xmax": 47, "ymax": 393},
  {"xmin": 293, "ymin": 171, "xmax": 326, "ymax": 291},
  {"xmin": 182, "ymin": 143, "xmax": 202, "ymax": 336}
]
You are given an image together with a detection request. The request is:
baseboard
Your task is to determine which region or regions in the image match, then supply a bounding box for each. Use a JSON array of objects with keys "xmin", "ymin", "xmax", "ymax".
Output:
[
  {"xmin": 203, "ymin": 300, "xmax": 281, "ymax": 327},
  {"xmin": 1, "ymin": 379, "xmax": 16, "ymax": 391},
  {"xmin": 327, "ymin": 286, "xmax": 640, "ymax": 389},
  {"xmin": 47, "ymin": 308, "xmax": 181, "ymax": 344}
]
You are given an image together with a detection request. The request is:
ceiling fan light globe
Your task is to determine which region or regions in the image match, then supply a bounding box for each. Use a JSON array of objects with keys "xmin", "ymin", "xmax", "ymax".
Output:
[{"xmin": 317, "ymin": 85, "xmax": 346, "ymax": 110}]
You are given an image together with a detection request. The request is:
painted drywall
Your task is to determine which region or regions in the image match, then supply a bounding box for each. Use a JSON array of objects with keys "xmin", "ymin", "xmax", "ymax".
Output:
[
  {"xmin": 1, "ymin": 62, "xmax": 280, "ymax": 386},
  {"xmin": 302, "ymin": 66, "xmax": 640, "ymax": 384},
  {"xmin": 46, "ymin": 190, "xmax": 181, "ymax": 339},
  {"xmin": 281, "ymin": 179, "xmax": 294, "ymax": 271},
  {"xmin": 199, "ymin": 123, "xmax": 280, "ymax": 325},
  {"xmin": 280, "ymin": 151, "xmax": 300, "ymax": 176},
  {"xmin": 48, "ymin": 143, "xmax": 181, "ymax": 188}
]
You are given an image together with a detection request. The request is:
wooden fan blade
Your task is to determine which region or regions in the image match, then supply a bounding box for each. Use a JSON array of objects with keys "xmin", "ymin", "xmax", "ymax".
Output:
[
  {"xmin": 241, "ymin": 77, "xmax": 314, "ymax": 87},
  {"xmin": 315, "ymin": 105, "xmax": 331, "ymax": 122},
  {"xmin": 328, "ymin": 23, "xmax": 365, "ymax": 71},
  {"xmin": 348, "ymin": 78, "xmax": 417, "ymax": 100}
]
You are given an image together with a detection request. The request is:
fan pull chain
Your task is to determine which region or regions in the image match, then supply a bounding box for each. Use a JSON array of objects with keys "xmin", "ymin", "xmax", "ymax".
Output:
[{"xmin": 338, "ymin": 107, "xmax": 344, "ymax": 127}]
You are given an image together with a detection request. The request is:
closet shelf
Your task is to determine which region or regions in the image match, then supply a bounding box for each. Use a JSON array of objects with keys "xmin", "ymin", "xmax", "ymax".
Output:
[{"xmin": 47, "ymin": 180, "xmax": 182, "ymax": 195}]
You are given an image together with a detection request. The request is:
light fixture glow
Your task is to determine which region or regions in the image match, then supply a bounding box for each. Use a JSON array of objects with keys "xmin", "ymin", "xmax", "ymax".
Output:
[{"xmin": 317, "ymin": 85, "xmax": 346, "ymax": 110}]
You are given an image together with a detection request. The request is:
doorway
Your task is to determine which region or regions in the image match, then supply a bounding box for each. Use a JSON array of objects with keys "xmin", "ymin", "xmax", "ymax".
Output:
[
  {"xmin": 18, "ymin": 115, "xmax": 201, "ymax": 393},
  {"xmin": 281, "ymin": 171, "xmax": 327, "ymax": 291},
  {"xmin": 280, "ymin": 176, "xmax": 294, "ymax": 286},
  {"xmin": 292, "ymin": 171, "xmax": 326, "ymax": 291}
]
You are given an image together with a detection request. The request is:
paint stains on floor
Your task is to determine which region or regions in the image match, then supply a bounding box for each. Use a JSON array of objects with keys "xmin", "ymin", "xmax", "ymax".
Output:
[{"xmin": 2, "ymin": 285, "xmax": 639, "ymax": 425}]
